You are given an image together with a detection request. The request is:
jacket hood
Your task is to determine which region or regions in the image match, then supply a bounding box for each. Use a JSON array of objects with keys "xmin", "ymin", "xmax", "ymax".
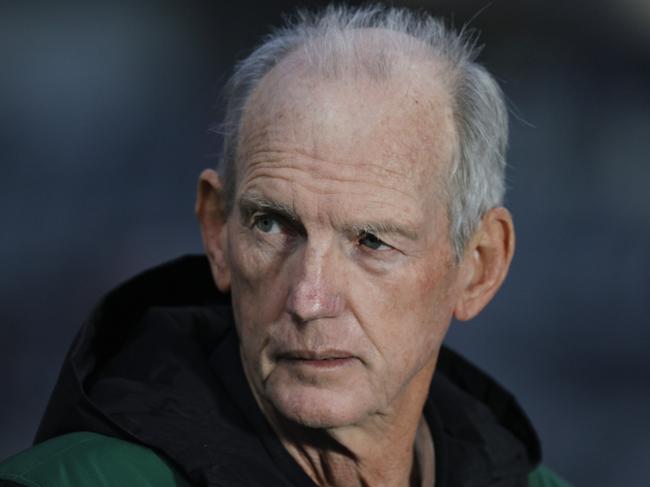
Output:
[{"xmin": 36, "ymin": 255, "xmax": 541, "ymax": 487}]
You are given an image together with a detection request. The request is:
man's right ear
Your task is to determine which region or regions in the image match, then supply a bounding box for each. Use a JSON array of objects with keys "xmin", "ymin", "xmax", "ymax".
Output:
[{"xmin": 196, "ymin": 169, "xmax": 231, "ymax": 292}]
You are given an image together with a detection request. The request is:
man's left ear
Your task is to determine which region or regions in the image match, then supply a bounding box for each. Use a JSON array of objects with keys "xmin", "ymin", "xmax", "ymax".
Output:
[{"xmin": 453, "ymin": 207, "xmax": 515, "ymax": 321}]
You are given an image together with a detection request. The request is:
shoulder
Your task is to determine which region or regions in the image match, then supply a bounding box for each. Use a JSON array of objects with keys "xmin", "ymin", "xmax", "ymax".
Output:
[
  {"xmin": 0, "ymin": 432, "xmax": 191, "ymax": 487},
  {"xmin": 528, "ymin": 464, "xmax": 574, "ymax": 487}
]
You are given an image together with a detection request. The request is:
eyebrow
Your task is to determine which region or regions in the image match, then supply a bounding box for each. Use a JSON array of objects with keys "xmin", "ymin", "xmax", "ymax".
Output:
[
  {"xmin": 346, "ymin": 221, "xmax": 419, "ymax": 241},
  {"xmin": 238, "ymin": 193, "xmax": 300, "ymax": 225},
  {"xmin": 237, "ymin": 192, "xmax": 419, "ymax": 241}
]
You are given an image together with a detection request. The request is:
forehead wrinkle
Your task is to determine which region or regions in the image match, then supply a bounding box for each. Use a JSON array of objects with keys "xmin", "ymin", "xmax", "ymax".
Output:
[
  {"xmin": 239, "ymin": 160, "xmax": 423, "ymax": 225},
  {"xmin": 241, "ymin": 160, "xmax": 419, "ymax": 207},
  {"xmin": 235, "ymin": 53, "xmax": 457, "ymax": 234},
  {"xmin": 237, "ymin": 115, "xmax": 452, "ymax": 217},
  {"xmin": 248, "ymin": 142, "xmax": 412, "ymax": 176},
  {"xmin": 240, "ymin": 130, "xmax": 420, "ymax": 191},
  {"xmin": 242, "ymin": 148, "xmax": 412, "ymax": 187}
]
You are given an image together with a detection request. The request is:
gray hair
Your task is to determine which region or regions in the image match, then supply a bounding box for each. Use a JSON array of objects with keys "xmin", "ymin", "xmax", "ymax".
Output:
[{"xmin": 216, "ymin": 4, "xmax": 508, "ymax": 260}]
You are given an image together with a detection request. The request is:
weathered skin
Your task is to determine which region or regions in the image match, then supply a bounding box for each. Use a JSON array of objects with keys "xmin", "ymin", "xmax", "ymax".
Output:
[{"xmin": 197, "ymin": 43, "xmax": 514, "ymax": 487}]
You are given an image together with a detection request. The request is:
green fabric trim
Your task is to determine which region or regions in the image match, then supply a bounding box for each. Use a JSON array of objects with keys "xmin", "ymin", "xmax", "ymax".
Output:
[
  {"xmin": 528, "ymin": 464, "xmax": 573, "ymax": 487},
  {"xmin": 0, "ymin": 432, "xmax": 572, "ymax": 487},
  {"xmin": 0, "ymin": 432, "xmax": 191, "ymax": 487}
]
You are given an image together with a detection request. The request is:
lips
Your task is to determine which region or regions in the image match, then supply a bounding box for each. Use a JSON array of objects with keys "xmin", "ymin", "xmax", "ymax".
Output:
[
  {"xmin": 278, "ymin": 349, "xmax": 353, "ymax": 360},
  {"xmin": 277, "ymin": 349, "xmax": 357, "ymax": 368}
]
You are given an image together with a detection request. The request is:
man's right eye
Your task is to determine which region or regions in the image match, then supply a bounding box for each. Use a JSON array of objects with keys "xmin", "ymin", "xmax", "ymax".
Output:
[{"xmin": 252, "ymin": 214, "xmax": 282, "ymax": 234}]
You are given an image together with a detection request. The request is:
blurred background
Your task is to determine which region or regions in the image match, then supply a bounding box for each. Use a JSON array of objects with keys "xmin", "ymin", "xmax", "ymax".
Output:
[{"xmin": 1, "ymin": 1, "xmax": 648, "ymax": 485}]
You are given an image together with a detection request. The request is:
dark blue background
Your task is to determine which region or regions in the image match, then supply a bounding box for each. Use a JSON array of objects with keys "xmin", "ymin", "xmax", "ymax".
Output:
[{"xmin": 1, "ymin": 1, "xmax": 649, "ymax": 485}]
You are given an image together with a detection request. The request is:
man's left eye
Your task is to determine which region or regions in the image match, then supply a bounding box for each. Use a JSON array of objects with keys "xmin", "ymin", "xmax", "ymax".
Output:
[
  {"xmin": 359, "ymin": 232, "xmax": 392, "ymax": 251},
  {"xmin": 253, "ymin": 215, "xmax": 282, "ymax": 234}
]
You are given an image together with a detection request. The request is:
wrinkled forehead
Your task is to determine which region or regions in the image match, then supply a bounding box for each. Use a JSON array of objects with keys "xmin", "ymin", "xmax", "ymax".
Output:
[{"xmin": 236, "ymin": 42, "xmax": 458, "ymax": 200}]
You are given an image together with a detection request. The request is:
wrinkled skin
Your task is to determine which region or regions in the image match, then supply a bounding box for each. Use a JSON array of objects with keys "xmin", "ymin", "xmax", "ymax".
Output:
[
  {"xmin": 219, "ymin": 61, "xmax": 460, "ymax": 430},
  {"xmin": 197, "ymin": 53, "xmax": 514, "ymax": 486}
]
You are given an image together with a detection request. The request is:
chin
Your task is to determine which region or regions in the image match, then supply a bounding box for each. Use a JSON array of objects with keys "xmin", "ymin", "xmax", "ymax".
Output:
[{"xmin": 266, "ymin": 379, "xmax": 373, "ymax": 429}]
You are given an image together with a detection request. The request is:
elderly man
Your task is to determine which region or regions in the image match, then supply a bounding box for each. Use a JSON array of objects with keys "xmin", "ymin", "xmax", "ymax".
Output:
[{"xmin": 0, "ymin": 5, "xmax": 569, "ymax": 487}]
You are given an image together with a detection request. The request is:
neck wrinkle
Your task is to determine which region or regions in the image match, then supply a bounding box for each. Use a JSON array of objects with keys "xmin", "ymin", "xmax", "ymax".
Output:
[
  {"xmin": 269, "ymin": 397, "xmax": 430, "ymax": 487},
  {"xmin": 242, "ymin": 345, "xmax": 439, "ymax": 487}
]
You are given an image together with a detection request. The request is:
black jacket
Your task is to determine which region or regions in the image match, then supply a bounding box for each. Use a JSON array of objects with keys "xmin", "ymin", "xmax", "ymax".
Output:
[{"xmin": 31, "ymin": 255, "xmax": 541, "ymax": 486}]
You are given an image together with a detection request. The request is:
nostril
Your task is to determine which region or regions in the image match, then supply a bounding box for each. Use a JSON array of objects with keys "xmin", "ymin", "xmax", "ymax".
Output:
[
  {"xmin": 286, "ymin": 283, "xmax": 342, "ymax": 323},
  {"xmin": 287, "ymin": 309, "xmax": 309, "ymax": 326}
]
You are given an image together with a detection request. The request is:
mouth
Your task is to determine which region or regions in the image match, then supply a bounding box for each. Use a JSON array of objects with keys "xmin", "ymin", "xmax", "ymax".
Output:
[{"xmin": 277, "ymin": 350, "xmax": 358, "ymax": 368}]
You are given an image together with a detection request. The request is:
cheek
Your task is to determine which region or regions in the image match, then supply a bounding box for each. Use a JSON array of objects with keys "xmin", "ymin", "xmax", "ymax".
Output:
[
  {"xmin": 353, "ymin": 259, "xmax": 456, "ymax": 372},
  {"xmin": 228, "ymin": 225, "xmax": 272, "ymax": 283},
  {"xmin": 228, "ymin": 226, "xmax": 287, "ymax": 306},
  {"xmin": 227, "ymin": 227, "xmax": 289, "ymax": 360}
]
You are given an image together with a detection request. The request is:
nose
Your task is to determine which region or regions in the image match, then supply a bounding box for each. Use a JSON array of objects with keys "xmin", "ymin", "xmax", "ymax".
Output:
[{"xmin": 286, "ymin": 241, "xmax": 343, "ymax": 323}]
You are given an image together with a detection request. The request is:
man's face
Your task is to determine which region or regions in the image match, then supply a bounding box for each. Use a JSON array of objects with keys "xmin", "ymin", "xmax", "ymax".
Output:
[{"xmin": 221, "ymin": 62, "xmax": 463, "ymax": 429}]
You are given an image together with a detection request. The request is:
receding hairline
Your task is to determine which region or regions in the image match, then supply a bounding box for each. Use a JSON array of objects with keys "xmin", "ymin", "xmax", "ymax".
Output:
[
  {"xmin": 242, "ymin": 26, "xmax": 458, "ymax": 108},
  {"xmin": 234, "ymin": 28, "xmax": 460, "ymax": 209},
  {"xmin": 217, "ymin": 5, "xmax": 509, "ymax": 260}
]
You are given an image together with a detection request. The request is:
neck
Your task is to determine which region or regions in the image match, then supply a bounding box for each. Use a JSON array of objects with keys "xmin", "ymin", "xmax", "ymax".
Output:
[
  {"xmin": 283, "ymin": 421, "xmax": 415, "ymax": 487},
  {"xmin": 261, "ymin": 365, "xmax": 436, "ymax": 487}
]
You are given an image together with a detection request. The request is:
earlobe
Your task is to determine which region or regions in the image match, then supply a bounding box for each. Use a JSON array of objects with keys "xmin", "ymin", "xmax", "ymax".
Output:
[
  {"xmin": 453, "ymin": 207, "xmax": 515, "ymax": 321},
  {"xmin": 195, "ymin": 169, "xmax": 231, "ymax": 292}
]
